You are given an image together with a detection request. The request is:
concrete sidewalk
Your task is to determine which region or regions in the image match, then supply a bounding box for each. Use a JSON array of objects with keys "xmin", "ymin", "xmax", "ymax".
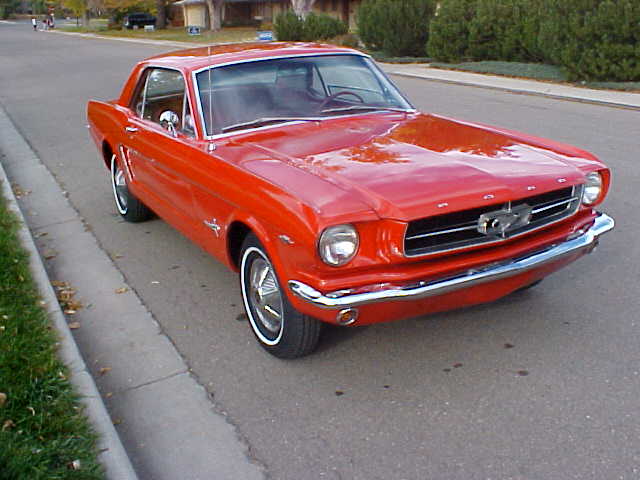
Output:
[
  {"xmin": 381, "ymin": 63, "xmax": 640, "ymax": 110},
  {"xmin": 0, "ymin": 105, "xmax": 265, "ymax": 480}
]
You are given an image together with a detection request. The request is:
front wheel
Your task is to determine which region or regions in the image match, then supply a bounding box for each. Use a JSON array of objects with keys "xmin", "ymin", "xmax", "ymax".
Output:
[
  {"xmin": 110, "ymin": 154, "xmax": 152, "ymax": 222},
  {"xmin": 240, "ymin": 234, "xmax": 321, "ymax": 358}
]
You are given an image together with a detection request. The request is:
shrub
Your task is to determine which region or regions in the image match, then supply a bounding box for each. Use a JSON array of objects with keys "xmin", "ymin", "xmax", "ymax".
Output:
[
  {"xmin": 383, "ymin": 0, "xmax": 436, "ymax": 56},
  {"xmin": 274, "ymin": 10, "xmax": 304, "ymax": 41},
  {"xmin": 302, "ymin": 12, "xmax": 347, "ymax": 41},
  {"xmin": 467, "ymin": 0, "xmax": 523, "ymax": 61},
  {"xmin": 427, "ymin": 0, "xmax": 477, "ymax": 62},
  {"xmin": 358, "ymin": 0, "xmax": 436, "ymax": 57},
  {"xmin": 356, "ymin": 0, "xmax": 387, "ymax": 51},
  {"xmin": 275, "ymin": 11, "xmax": 347, "ymax": 42},
  {"xmin": 557, "ymin": 0, "xmax": 640, "ymax": 81}
]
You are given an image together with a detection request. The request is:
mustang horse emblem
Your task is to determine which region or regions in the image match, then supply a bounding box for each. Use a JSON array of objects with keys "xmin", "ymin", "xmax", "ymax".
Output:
[{"xmin": 478, "ymin": 204, "xmax": 533, "ymax": 238}]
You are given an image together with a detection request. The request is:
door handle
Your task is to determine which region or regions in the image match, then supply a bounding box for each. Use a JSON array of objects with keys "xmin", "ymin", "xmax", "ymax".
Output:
[{"xmin": 125, "ymin": 126, "xmax": 138, "ymax": 133}]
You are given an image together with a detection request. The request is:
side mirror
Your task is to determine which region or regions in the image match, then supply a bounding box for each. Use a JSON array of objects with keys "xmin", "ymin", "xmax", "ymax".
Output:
[{"xmin": 159, "ymin": 110, "xmax": 180, "ymax": 137}]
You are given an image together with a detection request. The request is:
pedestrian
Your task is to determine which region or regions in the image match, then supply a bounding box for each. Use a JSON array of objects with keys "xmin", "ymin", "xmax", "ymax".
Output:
[{"xmin": 31, "ymin": 17, "xmax": 37, "ymax": 31}]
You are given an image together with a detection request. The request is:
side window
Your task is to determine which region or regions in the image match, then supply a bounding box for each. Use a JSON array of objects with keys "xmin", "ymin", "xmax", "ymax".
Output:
[{"xmin": 130, "ymin": 68, "xmax": 195, "ymax": 137}]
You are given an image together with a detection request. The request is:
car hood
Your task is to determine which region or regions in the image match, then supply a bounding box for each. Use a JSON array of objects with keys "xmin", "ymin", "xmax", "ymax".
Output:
[{"xmin": 237, "ymin": 113, "xmax": 600, "ymax": 221}]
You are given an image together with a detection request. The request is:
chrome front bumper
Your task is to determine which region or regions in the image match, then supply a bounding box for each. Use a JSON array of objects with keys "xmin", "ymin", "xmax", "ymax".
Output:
[{"xmin": 289, "ymin": 213, "xmax": 614, "ymax": 309}]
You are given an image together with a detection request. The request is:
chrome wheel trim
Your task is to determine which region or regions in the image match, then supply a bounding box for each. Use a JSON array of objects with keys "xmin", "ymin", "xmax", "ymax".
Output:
[
  {"xmin": 241, "ymin": 246, "xmax": 284, "ymax": 346},
  {"xmin": 110, "ymin": 154, "xmax": 128, "ymax": 215}
]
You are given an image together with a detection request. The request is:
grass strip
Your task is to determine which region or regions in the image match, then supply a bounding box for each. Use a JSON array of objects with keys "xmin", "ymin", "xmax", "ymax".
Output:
[
  {"xmin": 429, "ymin": 61, "xmax": 640, "ymax": 92},
  {"xmin": 59, "ymin": 25, "xmax": 258, "ymax": 44},
  {"xmin": 0, "ymin": 189, "xmax": 104, "ymax": 480}
]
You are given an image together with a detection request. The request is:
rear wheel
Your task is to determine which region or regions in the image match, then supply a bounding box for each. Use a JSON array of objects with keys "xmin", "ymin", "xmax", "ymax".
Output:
[
  {"xmin": 110, "ymin": 154, "xmax": 152, "ymax": 223},
  {"xmin": 240, "ymin": 234, "xmax": 321, "ymax": 358}
]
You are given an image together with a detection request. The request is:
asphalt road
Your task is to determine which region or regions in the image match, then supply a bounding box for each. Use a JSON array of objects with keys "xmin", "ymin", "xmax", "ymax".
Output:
[{"xmin": 1, "ymin": 24, "xmax": 639, "ymax": 480}]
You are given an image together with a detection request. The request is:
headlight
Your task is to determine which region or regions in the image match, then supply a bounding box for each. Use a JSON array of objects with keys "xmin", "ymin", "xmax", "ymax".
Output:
[
  {"xmin": 582, "ymin": 171, "xmax": 603, "ymax": 205},
  {"xmin": 318, "ymin": 224, "xmax": 359, "ymax": 266}
]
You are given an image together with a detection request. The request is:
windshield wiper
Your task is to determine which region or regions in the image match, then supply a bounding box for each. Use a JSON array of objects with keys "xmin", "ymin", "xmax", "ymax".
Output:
[
  {"xmin": 320, "ymin": 106, "xmax": 413, "ymax": 115},
  {"xmin": 221, "ymin": 117, "xmax": 322, "ymax": 133}
]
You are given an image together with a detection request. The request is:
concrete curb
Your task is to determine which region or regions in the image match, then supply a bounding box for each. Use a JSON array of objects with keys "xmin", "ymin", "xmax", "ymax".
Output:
[
  {"xmin": 49, "ymin": 29, "xmax": 195, "ymax": 49},
  {"xmin": 0, "ymin": 125, "xmax": 139, "ymax": 479}
]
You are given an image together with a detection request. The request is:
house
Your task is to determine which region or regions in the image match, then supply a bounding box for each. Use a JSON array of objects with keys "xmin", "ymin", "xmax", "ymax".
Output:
[{"xmin": 173, "ymin": 0, "xmax": 362, "ymax": 30}]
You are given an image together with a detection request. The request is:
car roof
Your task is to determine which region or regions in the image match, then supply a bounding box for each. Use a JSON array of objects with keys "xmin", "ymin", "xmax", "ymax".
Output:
[{"xmin": 141, "ymin": 42, "xmax": 365, "ymax": 72}]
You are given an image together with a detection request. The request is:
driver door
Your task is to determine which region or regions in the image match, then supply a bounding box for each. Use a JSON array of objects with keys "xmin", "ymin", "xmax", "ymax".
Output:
[{"xmin": 121, "ymin": 67, "xmax": 197, "ymax": 227}]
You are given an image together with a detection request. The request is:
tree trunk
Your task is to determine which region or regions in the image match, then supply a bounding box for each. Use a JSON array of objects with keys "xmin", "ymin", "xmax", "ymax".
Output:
[
  {"xmin": 81, "ymin": 8, "xmax": 89, "ymax": 27},
  {"xmin": 205, "ymin": 0, "xmax": 224, "ymax": 31},
  {"xmin": 291, "ymin": 0, "xmax": 316, "ymax": 18},
  {"xmin": 155, "ymin": 0, "xmax": 166, "ymax": 29}
]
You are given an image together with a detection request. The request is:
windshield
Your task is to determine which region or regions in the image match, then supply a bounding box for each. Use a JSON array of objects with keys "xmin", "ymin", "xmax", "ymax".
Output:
[{"xmin": 195, "ymin": 54, "xmax": 413, "ymax": 136}]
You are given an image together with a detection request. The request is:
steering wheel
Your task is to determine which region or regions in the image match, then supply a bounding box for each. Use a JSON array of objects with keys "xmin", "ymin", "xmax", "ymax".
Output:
[{"xmin": 318, "ymin": 90, "xmax": 365, "ymax": 111}]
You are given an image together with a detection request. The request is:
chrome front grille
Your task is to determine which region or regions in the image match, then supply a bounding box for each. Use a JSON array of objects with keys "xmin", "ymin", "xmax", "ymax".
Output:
[{"xmin": 404, "ymin": 185, "xmax": 583, "ymax": 257}]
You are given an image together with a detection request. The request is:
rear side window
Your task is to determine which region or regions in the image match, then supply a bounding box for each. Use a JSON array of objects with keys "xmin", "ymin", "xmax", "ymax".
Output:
[{"xmin": 130, "ymin": 68, "xmax": 195, "ymax": 136}]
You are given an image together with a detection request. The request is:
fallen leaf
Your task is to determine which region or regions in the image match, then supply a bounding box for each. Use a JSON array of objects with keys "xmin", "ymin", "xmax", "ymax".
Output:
[
  {"xmin": 0, "ymin": 393, "xmax": 7, "ymax": 407},
  {"xmin": 68, "ymin": 322, "xmax": 81, "ymax": 330},
  {"xmin": 26, "ymin": 406, "xmax": 35, "ymax": 416},
  {"xmin": 105, "ymin": 392, "xmax": 113, "ymax": 398},
  {"xmin": 99, "ymin": 367, "xmax": 112, "ymax": 376},
  {"xmin": 114, "ymin": 254, "xmax": 124, "ymax": 259},
  {"xmin": 2, "ymin": 420, "xmax": 15, "ymax": 431},
  {"xmin": 151, "ymin": 281, "xmax": 160, "ymax": 285},
  {"xmin": 115, "ymin": 287, "xmax": 128, "ymax": 294}
]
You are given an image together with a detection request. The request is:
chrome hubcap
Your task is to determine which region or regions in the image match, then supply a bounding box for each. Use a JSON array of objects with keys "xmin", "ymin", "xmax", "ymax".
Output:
[
  {"xmin": 248, "ymin": 257, "xmax": 283, "ymax": 334},
  {"xmin": 113, "ymin": 164, "xmax": 128, "ymax": 212}
]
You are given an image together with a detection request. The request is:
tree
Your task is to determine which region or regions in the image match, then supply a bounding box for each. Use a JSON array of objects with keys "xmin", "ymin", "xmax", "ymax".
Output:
[
  {"xmin": 291, "ymin": 0, "xmax": 316, "ymax": 18},
  {"xmin": 63, "ymin": 0, "xmax": 89, "ymax": 25},
  {"xmin": 155, "ymin": 0, "xmax": 165, "ymax": 28},
  {"xmin": 204, "ymin": 0, "xmax": 223, "ymax": 30}
]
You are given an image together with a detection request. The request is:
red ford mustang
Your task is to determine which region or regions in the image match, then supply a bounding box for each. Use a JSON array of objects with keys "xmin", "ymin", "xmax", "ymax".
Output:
[{"xmin": 87, "ymin": 42, "xmax": 614, "ymax": 358}]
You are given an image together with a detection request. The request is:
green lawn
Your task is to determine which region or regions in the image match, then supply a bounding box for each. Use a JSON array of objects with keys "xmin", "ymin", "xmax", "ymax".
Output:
[
  {"xmin": 60, "ymin": 25, "xmax": 258, "ymax": 44},
  {"xmin": 0, "ymin": 191, "xmax": 104, "ymax": 480}
]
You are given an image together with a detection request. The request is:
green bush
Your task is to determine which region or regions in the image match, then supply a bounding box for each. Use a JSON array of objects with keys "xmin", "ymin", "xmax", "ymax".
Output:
[
  {"xmin": 356, "ymin": 0, "xmax": 387, "ymax": 51},
  {"xmin": 357, "ymin": 0, "xmax": 436, "ymax": 57},
  {"xmin": 428, "ymin": 0, "xmax": 640, "ymax": 82},
  {"xmin": 274, "ymin": 10, "xmax": 304, "ymax": 41},
  {"xmin": 427, "ymin": 0, "xmax": 477, "ymax": 62},
  {"xmin": 302, "ymin": 12, "xmax": 347, "ymax": 41},
  {"xmin": 275, "ymin": 11, "xmax": 347, "ymax": 42},
  {"xmin": 467, "ymin": 0, "xmax": 522, "ymax": 61},
  {"xmin": 557, "ymin": 0, "xmax": 640, "ymax": 81}
]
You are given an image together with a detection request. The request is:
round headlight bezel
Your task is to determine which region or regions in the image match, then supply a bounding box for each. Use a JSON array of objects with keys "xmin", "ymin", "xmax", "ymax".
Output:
[
  {"xmin": 318, "ymin": 224, "xmax": 359, "ymax": 267},
  {"xmin": 582, "ymin": 171, "xmax": 603, "ymax": 205}
]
